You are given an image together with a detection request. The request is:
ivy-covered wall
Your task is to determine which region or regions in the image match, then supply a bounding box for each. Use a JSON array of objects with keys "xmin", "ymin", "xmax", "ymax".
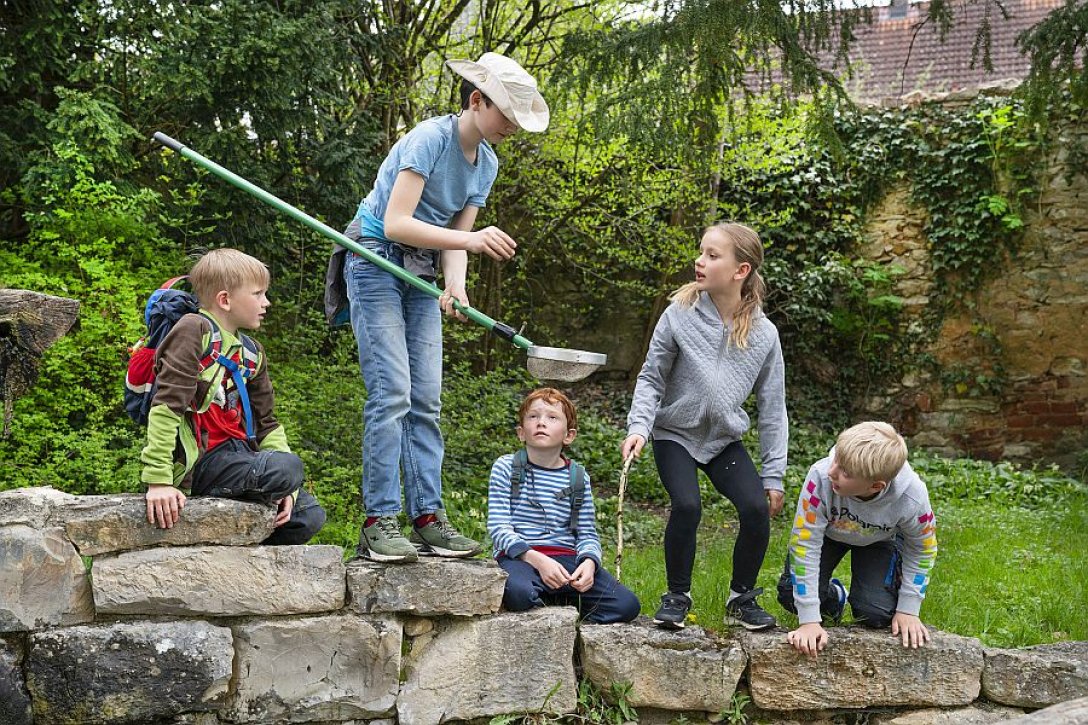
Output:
[{"xmin": 857, "ymin": 104, "xmax": 1087, "ymax": 465}]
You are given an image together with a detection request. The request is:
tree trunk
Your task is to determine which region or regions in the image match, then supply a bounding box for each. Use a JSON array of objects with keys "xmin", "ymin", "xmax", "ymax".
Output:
[{"xmin": 0, "ymin": 290, "xmax": 80, "ymax": 436}]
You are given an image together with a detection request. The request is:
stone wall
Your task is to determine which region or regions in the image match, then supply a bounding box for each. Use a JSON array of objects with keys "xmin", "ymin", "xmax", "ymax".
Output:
[
  {"xmin": 855, "ymin": 119, "xmax": 1088, "ymax": 465},
  {"xmin": 2, "ymin": 487, "xmax": 1087, "ymax": 725}
]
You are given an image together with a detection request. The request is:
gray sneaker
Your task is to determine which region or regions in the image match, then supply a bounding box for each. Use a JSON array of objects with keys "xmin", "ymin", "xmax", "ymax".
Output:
[
  {"xmin": 360, "ymin": 516, "xmax": 418, "ymax": 563},
  {"xmin": 410, "ymin": 510, "xmax": 483, "ymax": 558}
]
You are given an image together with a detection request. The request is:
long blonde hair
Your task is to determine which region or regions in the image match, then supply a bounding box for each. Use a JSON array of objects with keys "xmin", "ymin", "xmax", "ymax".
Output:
[{"xmin": 669, "ymin": 222, "xmax": 767, "ymax": 349}]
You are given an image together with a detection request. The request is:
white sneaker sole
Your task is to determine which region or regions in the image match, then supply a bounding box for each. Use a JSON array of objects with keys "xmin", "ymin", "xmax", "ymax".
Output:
[
  {"xmin": 413, "ymin": 542, "xmax": 482, "ymax": 558},
  {"xmin": 724, "ymin": 615, "xmax": 776, "ymax": 631},
  {"xmin": 363, "ymin": 548, "xmax": 418, "ymax": 563},
  {"xmin": 653, "ymin": 617, "xmax": 686, "ymax": 630}
]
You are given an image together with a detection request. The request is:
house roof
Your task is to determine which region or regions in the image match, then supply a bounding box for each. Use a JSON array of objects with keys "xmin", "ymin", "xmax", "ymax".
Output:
[{"xmin": 829, "ymin": 0, "xmax": 1063, "ymax": 101}]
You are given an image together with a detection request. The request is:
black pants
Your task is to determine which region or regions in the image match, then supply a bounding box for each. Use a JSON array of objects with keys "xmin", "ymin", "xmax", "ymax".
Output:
[
  {"xmin": 497, "ymin": 554, "xmax": 641, "ymax": 624},
  {"xmin": 775, "ymin": 536, "xmax": 901, "ymax": 628},
  {"xmin": 654, "ymin": 439, "xmax": 769, "ymax": 594},
  {"xmin": 192, "ymin": 439, "xmax": 326, "ymax": 545}
]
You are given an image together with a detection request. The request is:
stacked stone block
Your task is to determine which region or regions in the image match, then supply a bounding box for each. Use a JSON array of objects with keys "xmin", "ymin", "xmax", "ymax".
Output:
[{"xmin": 2, "ymin": 485, "xmax": 1087, "ymax": 724}]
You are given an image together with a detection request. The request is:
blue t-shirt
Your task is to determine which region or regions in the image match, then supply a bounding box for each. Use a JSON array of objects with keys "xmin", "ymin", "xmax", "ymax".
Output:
[{"xmin": 355, "ymin": 114, "xmax": 498, "ymax": 241}]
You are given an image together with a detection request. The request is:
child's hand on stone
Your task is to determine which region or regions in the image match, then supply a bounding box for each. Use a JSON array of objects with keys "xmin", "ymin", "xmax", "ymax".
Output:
[
  {"xmin": 786, "ymin": 622, "xmax": 829, "ymax": 657},
  {"xmin": 145, "ymin": 484, "xmax": 186, "ymax": 529},
  {"xmin": 569, "ymin": 559, "xmax": 596, "ymax": 592},
  {"xmin": 891, "ymin": 612, "xmax": 930, "ymax": 648}
]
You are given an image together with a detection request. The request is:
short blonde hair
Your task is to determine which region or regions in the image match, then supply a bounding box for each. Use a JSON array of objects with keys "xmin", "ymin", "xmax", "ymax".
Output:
[
  {"xmin": 835, "ymin": 421, "xmax": 908, "ymax": 483},
  {"xmin": 189, "ymin": 248, "xmax": 270, "ymax": 306}
]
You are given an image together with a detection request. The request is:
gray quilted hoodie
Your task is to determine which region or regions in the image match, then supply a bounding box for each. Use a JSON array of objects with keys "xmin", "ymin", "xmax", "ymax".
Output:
[{"xmin": 626, "ymin": 292, "xmax": 788, "ymax": 490}]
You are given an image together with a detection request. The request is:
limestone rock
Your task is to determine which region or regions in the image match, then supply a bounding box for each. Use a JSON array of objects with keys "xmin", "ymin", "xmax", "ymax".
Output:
[
  {"xmin": 0, "ymin": 487, "xmax": 77, "ymax": 528},
  {"xmin": 983, "ymin": 641, "xmax": 1088, "ymax": 708},
  {"xmin": 1004, "ymin": 695, "xmax": 1088, "ymax": 724},
  {"xmin": 0, "ymin": 525, "xmax": 94, "ymax": 632},
  {"xmin": 1, "ymin": 636, "xmax": 32, "ymax": 725},
  {"xmin": 869, "ymin": 702, "xmax": 1026, "ymax": 724},
  {"xmin": 62, "ymin": 494, "xmax": 276, "ymax": 555},
  {"xmin": 746, "ymin": 627, "xmax": 983, "ymax": 710},
  {"xmin": 25, "ymin": 621, "xmax": 232, "ymax": 725},
  {"xmin": 223, "ymin": 614, "xmax": 402, "ymax": 722},
  {"xmin": 579, "ymin": 620, "xmax": 746, "ymax": 712},
  {"xmin": 92, "ymin": 545, "xmax": 345, "ymax": 617},
  {"xmin": 346, "ymin": 558, "xmax": 505, "ymax": 617},
  {"xmin": 397, "ymin": 608, "xmax": 578, "ymax": 724},
  {"xmin": 403, "ymin": 617, "xmax": 434, "ymax": 637}
]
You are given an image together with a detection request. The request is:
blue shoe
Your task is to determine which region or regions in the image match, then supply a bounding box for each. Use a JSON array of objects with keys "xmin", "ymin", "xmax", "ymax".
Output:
[{"xmin": 827, "ymin": 578, "xmax": 848, "ymax": 623}]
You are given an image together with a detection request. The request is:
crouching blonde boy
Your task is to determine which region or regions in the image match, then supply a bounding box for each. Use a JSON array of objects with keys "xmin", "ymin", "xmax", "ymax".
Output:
[
  {"xmin": 778, "ymin": 422, "xmax": 937, "ymax": 655},
  {"xmin": 141, "ymin": 248, "xmax": 325, "ymax": 544},
  {"xmin": 487, "ymin": 388, "xmax": 640, "ymax": 623}
]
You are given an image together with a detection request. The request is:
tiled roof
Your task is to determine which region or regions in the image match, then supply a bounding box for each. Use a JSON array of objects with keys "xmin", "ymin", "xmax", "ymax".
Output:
[{"xmin": 829, "ymin": 0, "xmax": 1064, "ymax": 100}]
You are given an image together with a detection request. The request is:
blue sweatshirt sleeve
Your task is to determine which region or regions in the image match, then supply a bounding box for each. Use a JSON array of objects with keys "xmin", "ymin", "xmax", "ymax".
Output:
[
  {"xmin": 487, "ymin": 455, "xmax": 530, "ymax": 559},
  {"xmin": 575, "ymin": 472, "xmax": 603, "ymax": 568}
]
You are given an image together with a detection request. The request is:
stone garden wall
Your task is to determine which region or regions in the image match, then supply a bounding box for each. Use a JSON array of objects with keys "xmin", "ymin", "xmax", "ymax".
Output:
[
  {"xmin": 854, "ymin": 101, "xmax": 1087, "ymax": 466},
  {"xmin": 2, "ymin": 486, "xmax": 1087, "ymax": 725}
]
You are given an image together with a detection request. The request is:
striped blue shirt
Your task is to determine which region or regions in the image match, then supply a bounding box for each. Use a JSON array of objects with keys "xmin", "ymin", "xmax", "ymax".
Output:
[{"xmin": 487, "ymin": 453, "xmax": 603, "ymax": 567}]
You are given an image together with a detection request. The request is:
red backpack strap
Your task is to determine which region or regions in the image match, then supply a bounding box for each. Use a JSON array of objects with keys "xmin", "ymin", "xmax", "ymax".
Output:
[{"xmin": 161, "ymin": 275, "xmax": 189, "ymax": 290}]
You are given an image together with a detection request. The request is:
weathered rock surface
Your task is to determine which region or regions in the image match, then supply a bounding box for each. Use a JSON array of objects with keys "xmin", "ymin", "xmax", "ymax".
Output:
[
  {"xmin": 1005, "ymin": 694, "xmax": 1088, "ymax": 724},
  {"xmin": 0, "ymin": 525, "xmax": 94, "ymax": 632},
  {"xmin": 24, "ymin": 621, "xmax": 233, "ymax": 725},
  {"xmin": 580, "ymin": 620, "xmax": 746, "ymax": 712},
  {"xmin": 869, "ymin": 702, "xmax": 1026, "ymax": 724},
  {"xmin": 1, "ymin": 636, "xmax": 32, "ymax": 725},
  {"xmin": 746, "ymin": 628, "xmax": 984, "ymax": 710},
  {"xmin": 61, "ymin": 494, "xmax": 276, "ymax": 555},
  {"xmin": 92, "ymin": 545, "xmax": 345, "ymax": 616},
  {"xmin": 397, "ymin": 607, "xmax": 578, "ymax": 724},
  {"xmin": 223, "ymin": 614, "xmax": 402, "ymax": 722},
  {"xmin": 346, "ymin": 558, "xmax": 505, "ymax": 617},
  {"xmin": 983, "ymin": 641, "xmax": 1088, "ymax": 708},
  {"xmin": 0, "ymin": 487, "xmax": 77, "ymax": 528}
]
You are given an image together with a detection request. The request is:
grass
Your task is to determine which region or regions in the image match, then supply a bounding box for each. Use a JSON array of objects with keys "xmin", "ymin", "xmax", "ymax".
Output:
[{"xmin": 607, "ymin": 488, "xmax": 1088, "ymax": 648}]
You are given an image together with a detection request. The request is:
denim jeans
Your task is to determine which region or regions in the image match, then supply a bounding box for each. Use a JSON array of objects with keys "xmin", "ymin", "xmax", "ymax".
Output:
[{"xmin": 344, "ymin": 241, "xmax": 444, "ymax": 519}]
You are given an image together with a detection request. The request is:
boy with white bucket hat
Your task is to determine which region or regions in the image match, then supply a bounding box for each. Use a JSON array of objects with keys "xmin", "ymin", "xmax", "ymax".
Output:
[{"xmin": 325, "ymin": 52, "xmax": 549, "ymax": 563}]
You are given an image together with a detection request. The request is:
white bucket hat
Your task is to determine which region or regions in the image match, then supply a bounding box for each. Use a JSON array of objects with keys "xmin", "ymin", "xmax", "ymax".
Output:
[{"xmin": 445, "ymin": 52, "xmax": 550, "ymax": 133}]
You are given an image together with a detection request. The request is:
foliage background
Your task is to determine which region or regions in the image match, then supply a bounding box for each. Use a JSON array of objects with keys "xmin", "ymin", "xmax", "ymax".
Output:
[{"xmin": 2, "ymin": 3, "xmax": 1085, "ymax": 646}]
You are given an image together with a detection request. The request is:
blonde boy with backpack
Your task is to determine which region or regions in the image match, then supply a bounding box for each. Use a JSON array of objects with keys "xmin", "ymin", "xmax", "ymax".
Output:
[{"xmin": 138, "ymin": 248, "xmax": 325, "ymax": 543}]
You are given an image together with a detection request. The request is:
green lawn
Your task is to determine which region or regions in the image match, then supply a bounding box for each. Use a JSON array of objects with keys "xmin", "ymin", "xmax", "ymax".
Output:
[{"xmin": 608, "ymin": 493, "xmax": 1088, "ymax": 647}]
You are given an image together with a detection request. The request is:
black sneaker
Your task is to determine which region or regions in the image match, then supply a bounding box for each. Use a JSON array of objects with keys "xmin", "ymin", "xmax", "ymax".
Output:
[
  {"xmin": 724, "ymin": 587, "xmax": 777, "ymax": 631},
  {"xmin": 653, "ymin": 592, "xmax": 692, "ymax": 630}
]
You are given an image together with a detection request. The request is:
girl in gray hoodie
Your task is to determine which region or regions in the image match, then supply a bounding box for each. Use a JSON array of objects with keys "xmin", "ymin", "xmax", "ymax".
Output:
[{"xmin": 623, "ymin": 222, "xmax": 788, "ymax": 631}]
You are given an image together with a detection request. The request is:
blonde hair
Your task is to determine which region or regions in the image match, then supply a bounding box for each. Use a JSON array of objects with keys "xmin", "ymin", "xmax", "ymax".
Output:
[
  {"xmin": 189, "ymin": 248, "xmax": 270, "ymax": 307},
  {"xmin": 835, "ymin": 421, "xmax": 908, "ymax": 483},
  {"xmin": 670, "ymin": 222, "xmax": 767, "ymax": 348}
]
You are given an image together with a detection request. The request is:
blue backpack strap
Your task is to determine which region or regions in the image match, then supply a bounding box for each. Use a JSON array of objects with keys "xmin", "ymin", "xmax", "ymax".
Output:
[{"xmin": 199, "ymin": 314, "xmax": 259, "ymax": 444}]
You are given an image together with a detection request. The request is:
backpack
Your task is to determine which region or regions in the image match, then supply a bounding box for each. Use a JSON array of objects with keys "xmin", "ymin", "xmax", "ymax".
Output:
[
  {"xmin": 124, "ymin": 276, "xmax": 260, "ymax": 441},
  {"xmin": 509, "ymin": 448, "xmax": 587, "ymax": 536}
]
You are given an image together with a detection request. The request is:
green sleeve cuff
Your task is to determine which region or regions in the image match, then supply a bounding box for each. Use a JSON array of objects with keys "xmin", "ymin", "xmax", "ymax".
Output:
[
  {"xmin": 259, "ymin": 425, "xmax": 291, "ymax": 453},
  {"xmin": 141, "ymin": 405, "xmax": 183, "ymax": 485}
]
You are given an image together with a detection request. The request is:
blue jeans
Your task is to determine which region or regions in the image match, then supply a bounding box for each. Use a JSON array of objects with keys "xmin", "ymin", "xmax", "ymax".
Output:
[{"xmin": 344, "ymin": 242, "xmax": 444, "ymax": 519}]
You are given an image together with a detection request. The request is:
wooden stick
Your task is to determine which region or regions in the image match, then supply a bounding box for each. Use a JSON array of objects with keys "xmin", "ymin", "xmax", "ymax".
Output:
[{"xmin": 615, "ymin": 454, "xmax": 634, "ymax": 582}]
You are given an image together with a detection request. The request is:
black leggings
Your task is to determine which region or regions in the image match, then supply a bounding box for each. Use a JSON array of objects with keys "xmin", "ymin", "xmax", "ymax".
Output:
[{"xmin": 654, "ymin": 438, "xmax": 770, "ymax": 594}]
